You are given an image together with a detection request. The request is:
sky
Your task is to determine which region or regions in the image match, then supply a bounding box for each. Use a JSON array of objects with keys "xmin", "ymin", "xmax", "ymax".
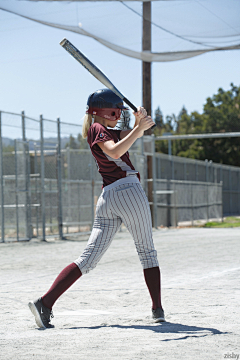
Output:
[{"xmin": 0, "ymin": 4, "xmax": 240, "ymax": 140}]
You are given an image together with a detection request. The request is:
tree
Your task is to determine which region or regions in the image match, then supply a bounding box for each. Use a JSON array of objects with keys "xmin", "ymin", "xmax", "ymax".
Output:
[
  {"xmin": 77, "ymin": 133, "xmax": 89, "ymax": 149},
  {"xmin": 65, "ymin": 135, "xmax": 78, "ymax": 149},
  {"xmin": 2, "ymin": 145, "xmax": 14, "ymax": 153},
  {"xmin": 153, "ymin": 84, "xmax": 240, "ymax": 166},
  {"xmin": 197, "ymin": 83, "xmax": 240, "ymax": 165},
  {"xmin": 154, "ymin": 106, "xmax": 164, "ymax": 129},
  {"xmin": 65, "ymin": 134, "xmax": 88, "ymax": 149}
]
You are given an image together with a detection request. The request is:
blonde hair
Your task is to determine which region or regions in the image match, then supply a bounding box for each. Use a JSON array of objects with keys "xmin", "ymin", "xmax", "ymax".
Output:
[
  {"xmin": 82, "ymin": 114, "xmax": 93, "ymax": 139},
  {"xmin": 82, "ymin": 114, "xmax": 105, "ymax": 138}
]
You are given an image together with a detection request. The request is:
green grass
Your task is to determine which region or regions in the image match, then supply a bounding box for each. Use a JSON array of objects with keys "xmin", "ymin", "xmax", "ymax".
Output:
[{"xmin": 204, "ymin": 216, "xmax": 240, "ymax": 228}]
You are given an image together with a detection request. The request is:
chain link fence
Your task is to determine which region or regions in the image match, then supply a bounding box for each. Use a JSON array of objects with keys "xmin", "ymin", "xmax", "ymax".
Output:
[
  {"xmin": 0, "ymin": 110, "xmax": 239, "ymax": 242},
  {"xmin": 143, "ymin": 136, "xmax": 240, "ymax": 218},
  {"xmin": 148, "ymin": 179, "xmax": 223, "ymax": 228},
  {"xmin": 153, "ymin": 154, "xmax": 240, "ymax": 216}
]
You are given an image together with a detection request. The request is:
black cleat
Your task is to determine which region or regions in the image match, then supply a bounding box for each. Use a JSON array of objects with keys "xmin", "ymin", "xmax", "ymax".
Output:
[
  {"xmin": 28, "ymin": 298, "xmax": 54, "ymax": 329},
  {"xmin": 152, "ymin": 307, "xmax": 165, "ymax": 322}
]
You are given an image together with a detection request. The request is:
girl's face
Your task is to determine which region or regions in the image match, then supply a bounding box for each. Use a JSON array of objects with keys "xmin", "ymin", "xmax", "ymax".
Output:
[
  {"xmin": 106, "ymin": 119, "xmax": 119, "ymax": 128},
  {"xmin": 94, "ymin": 115, "xmax": 120, "ymax": 128}
]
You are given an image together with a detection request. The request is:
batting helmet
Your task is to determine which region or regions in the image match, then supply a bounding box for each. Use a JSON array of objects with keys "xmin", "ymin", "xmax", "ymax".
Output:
[{"xmin": 86, "ymin": 89, "xmax": 128, "ymax": 121}]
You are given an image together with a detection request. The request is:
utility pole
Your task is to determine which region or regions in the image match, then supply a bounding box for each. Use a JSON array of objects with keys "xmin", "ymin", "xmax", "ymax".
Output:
[
  {"xmin": 142, "ymin": 2, "xmax": 154, "ymax": 225},
  {"xmin": 142, "ymin": 1, "xmax": 152, "ymax": 123}
]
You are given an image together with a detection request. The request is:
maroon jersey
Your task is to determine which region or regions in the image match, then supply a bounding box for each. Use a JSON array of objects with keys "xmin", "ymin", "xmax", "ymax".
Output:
[{"xmin": 87, "ymin": 123, "xmax": 140, "ymax": 187}]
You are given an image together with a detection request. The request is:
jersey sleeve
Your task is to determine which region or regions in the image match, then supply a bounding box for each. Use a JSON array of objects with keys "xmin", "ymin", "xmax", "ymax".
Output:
[
  {"xmin": 88, "ymin": 123, "xmax": 120, "ymax": 148},
  {"xmin": 113, "ymin": 129, "xmax": 121, "ymax": 140}
]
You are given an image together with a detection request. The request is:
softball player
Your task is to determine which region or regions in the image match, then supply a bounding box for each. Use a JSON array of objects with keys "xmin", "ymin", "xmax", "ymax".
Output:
[{"xmin": 28, "ymin": 89, "xmax": 165, "ymax": 328}]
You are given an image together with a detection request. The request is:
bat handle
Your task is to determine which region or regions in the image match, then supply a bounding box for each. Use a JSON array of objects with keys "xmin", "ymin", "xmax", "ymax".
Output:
[
  {"xmin": 122, "ymin": 97, "xmax": 156, "ymax": 129},
  {"xmin": 122, "ymin": 97, "xmax": 137, "ymax": 113}
]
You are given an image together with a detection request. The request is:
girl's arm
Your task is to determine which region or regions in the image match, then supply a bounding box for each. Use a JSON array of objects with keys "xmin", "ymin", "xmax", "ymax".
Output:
[{"xmin": 97, "ymin": 115, "xmax": 154, "ymax": 159}]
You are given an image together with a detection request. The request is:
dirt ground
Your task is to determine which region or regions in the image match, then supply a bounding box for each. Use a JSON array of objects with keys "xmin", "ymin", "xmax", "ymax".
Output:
[{"xmin": 0, "ymin": 228, "xmax": 239, "ymax": 360}]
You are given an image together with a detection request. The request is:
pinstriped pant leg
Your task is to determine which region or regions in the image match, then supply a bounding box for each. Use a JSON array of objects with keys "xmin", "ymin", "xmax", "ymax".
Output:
[
  {"xmin": 74, "ymin": 191, "xmax": 122, "ymax": 274},
  {"xmin": 109, "ymin": 182, "xmax": 159, "ymax": 269}
]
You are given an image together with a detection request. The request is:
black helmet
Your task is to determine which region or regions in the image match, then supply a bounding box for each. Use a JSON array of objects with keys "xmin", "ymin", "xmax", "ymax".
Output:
[{"xmin": 86, "ymin": 89, "xmax": 128, "ymax": 121}]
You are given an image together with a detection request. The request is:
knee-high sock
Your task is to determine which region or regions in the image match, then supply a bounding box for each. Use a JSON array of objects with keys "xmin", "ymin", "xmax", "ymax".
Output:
[
  {"xmin": 143, "ymin": 266, "xmax": 162, "ymax": 310},
  {"xmin": 42, "ymin": 262, "xmax": 82, "ymax": 310}
]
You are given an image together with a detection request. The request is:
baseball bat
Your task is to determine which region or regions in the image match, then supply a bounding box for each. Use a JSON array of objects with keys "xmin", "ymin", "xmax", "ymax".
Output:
[{"xmin": 60, "ymin": 38, "xmax": 156, "ymax": 128}]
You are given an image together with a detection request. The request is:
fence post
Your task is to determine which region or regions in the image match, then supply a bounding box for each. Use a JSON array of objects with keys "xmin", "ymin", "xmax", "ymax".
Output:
[
  {"xmin": 0, "ymin": 112, "xmax": 4, "ymax": 242},
  {"xmin": 171, "ymin": 156, "xmax": 174, "ymax": 180},
  {"xmin": 21, "ymin": 110, "xmax": 29, "ymax": 239},
  {"xmin": 191, "ymin": 183, "xmax": 194, "ymax": 226},
  {"xmin": 205, "ymin": 159, "xmax": 208, "ymax": 221},
  {"xmin": 173, "ymin": 181, "xmax": 177, "ymax": 227},
  {"xmin": 141, "ymin": 136, "xmax": 144, "ymax": 156},
  {"xmin": 67, "ymin": 147, "xmax": 71, "ymax": 233},
  {"xmin": 184, "ymin": 160, "xmax": 187, "ymax": 181},
  {"xmin": 34, "ymin": 143, "xmax": 39, "ymax": 238},
  {"xmin": 205, "ymin": 159, "xmax": 208, "ymax": 182},
  {"xmin": 168, "ymin": 138, "xmax": 172, "ymax": 156},
  {"xmin": 50, "ymin": 179, "xmax": 52, "ymax": 233},
  {"xmin": 220, "ymin": 181, "xmax": 223, "ymax": 222},
  {"xmin": 158, "ymin": 156, "xmax": 161, "ymax": 180},
  {"xmin": 206, "ymin": 182, "xmax": 209, "ymax": 222},
  {"xmin": 26, "ymin": 142, "xmax": 32, "ymax": 239},
  {"xmin": 209, "ymin": 160, "xmax": 212, "ymax": 182},
  {"xmin": 78, "ymin": 181, "xmax": 81, "ymax": 232},
  {"xmin": 229, "ymin": 167, "xmax": 232, "ymax": 215},
  {"xmin": 40, "ymin": 115, "xmax": 46, "ymax": 241},
  {"xmin": 141, "ymin": 137, "xmax": 146, "ymax": 193},
  {"xmin": 152, "ymin": 135, "xmax": 157, "ymax": 228},
  {"xmin": 238, "ymin": 171, "xmax": 240, "ymax": 215},
  {"xmin": 195, "ymin": 160, "xmax": 198, "ymax": 181},
  {"xmin": 57, "ymin": 118, "xmax": 63, "ymax": 239},
  {"xmin": 14, "ymin": 140, "xmax": 19, "ymax": 241}
]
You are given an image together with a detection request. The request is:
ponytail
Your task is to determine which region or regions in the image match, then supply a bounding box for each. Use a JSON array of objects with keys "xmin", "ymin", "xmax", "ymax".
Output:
[{"xmin": 82, "ymin": 114, "xmax": 92, "ymax": 139}]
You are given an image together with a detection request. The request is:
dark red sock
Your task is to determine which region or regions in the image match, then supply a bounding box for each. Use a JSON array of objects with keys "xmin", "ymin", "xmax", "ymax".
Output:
[
  {"xmin": 143, "ymin": 266, "xmax": 162, "ymax": 310},
  {"xmin": 42, "ymin": 263, "xmax": 82, "ymax": 309}
]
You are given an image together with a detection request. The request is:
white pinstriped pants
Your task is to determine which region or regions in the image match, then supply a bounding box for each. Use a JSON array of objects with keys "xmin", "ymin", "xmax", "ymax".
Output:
[{"xmin": 74, "ymin": 176, "xmax": 159, "ymax": 274}]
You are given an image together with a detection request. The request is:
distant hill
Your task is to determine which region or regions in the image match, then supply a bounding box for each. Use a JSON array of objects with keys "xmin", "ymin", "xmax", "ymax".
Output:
[
  {"xmin": 2, "ymin": 137, "xmax": 70, "ymax": 150},
  {"xmin": 2, "ymin": 137, "xmax": 15, "ymax": 147}
]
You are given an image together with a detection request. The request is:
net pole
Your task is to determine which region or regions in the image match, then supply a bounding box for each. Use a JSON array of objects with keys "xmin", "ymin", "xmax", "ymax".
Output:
[
  {"xmin": 143, "ymin": 2, "xmax": 154, "ymax": 223},
  {"xmin": 142, "ymin": 1, "xmax": 152, "ymax": 119}
]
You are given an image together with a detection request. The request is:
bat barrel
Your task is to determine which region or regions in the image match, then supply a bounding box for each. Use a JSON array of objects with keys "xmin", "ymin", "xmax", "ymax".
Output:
[{"xmin": 59, "ymin": 38, "xmax": 156, "ymax": 129}]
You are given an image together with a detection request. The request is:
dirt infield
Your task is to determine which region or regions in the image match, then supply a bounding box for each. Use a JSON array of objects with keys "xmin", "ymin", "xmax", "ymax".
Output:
[{"xmin": 1, "ymin": 228, "xmax": 239, "ymax": 360}]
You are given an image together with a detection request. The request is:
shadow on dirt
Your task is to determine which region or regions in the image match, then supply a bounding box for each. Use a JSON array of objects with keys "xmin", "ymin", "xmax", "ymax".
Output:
[{"xmin": 67, "ymin": 322, "xmax": 228, "ymax": 341}]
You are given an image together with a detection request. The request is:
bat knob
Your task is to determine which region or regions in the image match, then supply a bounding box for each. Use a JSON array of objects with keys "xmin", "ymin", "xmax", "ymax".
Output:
[{"xmin": 60, "ymin": 38, "xmax": 68, "ymax": 46}]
